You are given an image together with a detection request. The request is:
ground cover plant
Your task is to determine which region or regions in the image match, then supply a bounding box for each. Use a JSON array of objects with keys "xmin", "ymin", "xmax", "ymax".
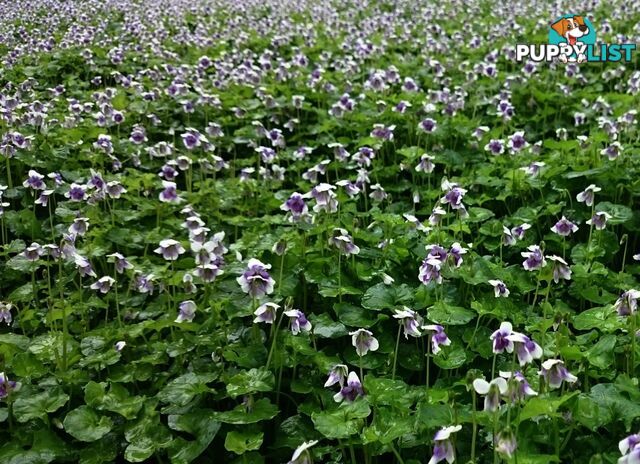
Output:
[{"xmin": 0, "ymin": 0, "xmax": 640, "ymax": 462}]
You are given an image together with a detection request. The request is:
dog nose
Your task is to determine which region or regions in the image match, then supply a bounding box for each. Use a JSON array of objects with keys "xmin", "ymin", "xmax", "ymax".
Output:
[{"xmin": 579, "ymin": 25, "xmax": 588, "ymax": 32}]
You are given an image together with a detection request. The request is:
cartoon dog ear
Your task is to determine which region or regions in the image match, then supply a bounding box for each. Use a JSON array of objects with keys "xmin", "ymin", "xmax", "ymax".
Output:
[
  {"xmin": 551, "ymin": 18, "xmax": 568, "ymax": 37},
  {"xmin": 573, "ymin": 16, "xmax": 585, "ymax": 26}
]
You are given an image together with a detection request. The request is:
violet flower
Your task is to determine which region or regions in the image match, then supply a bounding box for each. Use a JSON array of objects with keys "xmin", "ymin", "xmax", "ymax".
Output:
[
  {"xmin": 154, "ymin": 239, "xmax": 186, "ymax": 261},
  {"xmin": 490, "ymin": 322, "xmax": 514, "ymax": 354},
  {"xmin": 0, "ymin": 302, "xmax": 12, "ymax": 325},
  {"xmin": 502, "ymin": 226, "xmax": 516, "ymax": 246},
  {"xmin": 419, "ymin": 256, "xmax": 443, "ymax": 285},
  {"xmin": 288, "ymin": 440, "xmax": 319, "ymax": 464},
  {"xmin": 521, "ymin": 245, "xmax": 546, "ymax": 271},
  {"xmin": 422, "ymin": 325, "xmax": 451, "ymax": 354},
  {"xmin": 253, "ymin": 302, "xmax": 279, "ymax": 324},
  {"xmin": 428, "ymin": 425, "xmax": 462, "ymax": 464},
  {"xmin": 23, "ymin": 242, "xmax": 43, "ymax": 261},
  {"xmin": 134, "ymin": 273, "xmax": 155, "ymax": 294},
  {"xmin": 601, "ymin": 142, "xmax": 623, "ymax": 160},
  {"xmin": 284, "ymin": 309, "xmax": 312, "ymax": 335},
  {"xmin": 506, "ymin": 332, "xmax": 543, "ymax": 366},
  {"xmin": 415, "ymin": 154, "xmax": 435, "ymax": 173},
  {"xmin": 429, "ymin": 207, "xmax": 447, "ymax": 226},
  {"xmin": 619, "ymin": 434, "xmax": 640, "ymax": 464},
  {"xmin": 449, "ymin": 242, "xmax": 467, "ymax": 268},
  {"xmin": 159, "ymin": 181, "xmax": 183, "ymax": 203},
  {"xmin": 614, "ymin": 290, "xmax": 640, "ymax": 316},
  {"xmin": 195, "ymin": 263, "xmax": 223, "ymax": 283},
  {"xmin": 0, "ymin": 372, "xmax": 19, "ymax": 398},
  {"xmin": 349, "ymin": 329, "xmax": 379, "ymax": 356},
  {"xmin": 547, "ymin": 255, "xmax": 572, "ymax": 283},
  {"xmin": 393, "ymin": 307, "xmax": 423, "ymax": 338},
  {"xmin": 22, "ymin": 170, "xmax": 46, "ymax": 190},
  {"xmin": 107, "ymin": 252, "xmax": 133, "ymax": 274},
  {"xmin": 65, "ymin": 183, "xmax": 87, "ymax": 202},
  {"xmin": 90, "ymin": 276, "xmax": 115, "ymax": 294},
  {"xmin": 511, "ymin": 223, "xmax": 531, "ymax": 240},
  {"xmin": 418, "ymin": 118, "xmax": 438, "ymax": 133},
  {"xmin": 329, "ymin": 228, "xmax": 360, "ymax": 255},
  {"xmin": 507, "ymin": 131, "xmax": 527, "ymax": 153},
  {"xmin": 440, "ymin": 181, "xmax": 467, "ymax": 211},
  {"xmin": 324, "ymin": 364, "xmax": 348, "ymax": 387},
  {"xmin": 576, "ymin": 184, "xmax": 601, "ymax": 207},
  {"xmin": 333, "ymin": 371, "xmax": 364, "ymax": 403},
  {"xmin": 499, "ymin": 371, "xmax": 538, "ymax": 403},
  {"xmin": 176, "ymin": 300, "xmax": 196, "ymax": 323},
  {"xmin": 488, "ymin": 280, "xmax": 510, "ymax": 298},
  {"xmin": 496, "ymin": 428, "xmax": 518, "ymax": 458},
  {"xmin": 539, "ymin": 359, "xmax": 577, "ymax": 389},
  {"xmin": 237, "ymin": 259, "xmax": 275, "ymax": 298},
  {"xmin": 485, "ymin": 139, "xmax": 505, "ymax": 155},
  {"xmin": 551, "ymin": 216, "xmax": 578, "ymax": 236},
  {"xmin": 308, "ymin": 183, "xmax": 338, "ymax": 213},
  {"xmin": 69, "ymin": 217, "xmax": 90, "ymax": 237},
  {"xmin": 473, "ymin": 377, "xmax": 508, "ymax": 411},
  {"xmin": 586, "ymin": 211, "xmax": 611, "ymax": 230},
  {"xmin": 280, "ymin": 192, "xmax": 309, "ymax": 222}
]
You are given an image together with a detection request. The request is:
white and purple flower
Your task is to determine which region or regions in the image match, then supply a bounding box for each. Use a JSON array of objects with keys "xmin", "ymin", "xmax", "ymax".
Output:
[
  {"xmin": 237, "ymin": 259, "xmax": 275, "ymax": 298},
  {"xmin": 428, "ymin": 425, "xmax": 462, "ymax": 464},
  {"xmin": 393, "ymin": 307, "xmax": 423, "ymax": 338},
  {"xmin": 539, "ymin": 359, "xmax": 577, "ymax": 389},
  {"xmin": 349, "ymin": 329, "xmax": 379, "ymax": 356}
]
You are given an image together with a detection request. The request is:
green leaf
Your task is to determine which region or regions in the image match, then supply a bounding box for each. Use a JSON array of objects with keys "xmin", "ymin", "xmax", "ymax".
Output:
[
  {"xmin": 84, "ymin": 382, "xmax": 145, "ymax": 420},
  {"xmin": 0, "ymin": 428, "xmax": 71, "ymax": 464},
  {"xmin": 0, "ymin": 333, "xmax": 30, "ymax": 350},
  {"xmin": 311, "ymin": 313, "xmax": 348, "ymax": 338},
  {"xmin": 594, "ymin": 201, "xmax": 633, "ymax": 225},
  {"xmin": 432, "ymin": 344, "xmax": 467, "ymax": 369},
  {"xmin": 334, "ymin": 302, "xmax": 378, "ymax": 328},
  {"xmin": 362, "ymin": 407, "xmax": 414, "ymax": 444},
  {"xmin": 572, "ymin": 307, "xmax": 621, "ymax": 332},
  {"xmin": 517, "ymin": 393, "xmax": 577, "ymax": 424},
  {"xmin": 78, "ymin": 435, "xmax": 119, "ymax": 464},
  {"xmin": 226, "ymin": 368, "xmax": 275, "ymax": 397},
  {"xmin": 427, "ymin": 302, "xmax": 475, "ymax": 325},
  {"xmin": 311, "ymin": 401, "xmax": 370, "ymax": 439},
  {"xmin": 13, "ymin": 388, "xmax": 69, "ymax": 423},
  {"xmin": 63, "ymin": 406, "xmax": 113, "ymax": 442},
  {"xmin": 214, "ymin": 398, "xmax": 279, "ymax": 424},
  {"xmin": 124, "ymin": 406, "xmax": 172, "ymax": 462},
  {"xmin": 588, "ymin": 383, "xmax": 640, "ymax": 429},
  {"xmin": 157, "ymin": 372, "xmax": 216, "ymax": 406},
  {"xmin": 584, "ymin": 335, "xmax": 617, "ymax": 369},
  {"xmin": 574, "ymin": 394, "xmax": 612, "ymax": 430},
  {"xmin": 224, "ymin": 430, "xmax": 264, "ymax": 454},
  {"xmin": 466, "ymin": 207, "xmax": 495, "ymax": 223},
  {"xmin": 361, "ymin": 283, "xmax": 413, "ymax": 310},
  {"xmin": 363, "ymin": 376, "xmax": 420, "ymax": 409},
  {"xmin": 167, "ymin": 410, "xmax": 221, "ymax": 464}
]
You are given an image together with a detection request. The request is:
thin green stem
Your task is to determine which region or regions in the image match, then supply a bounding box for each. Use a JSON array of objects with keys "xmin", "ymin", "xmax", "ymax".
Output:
[
  {"xmin": 266, "ymin": 312, "xmax": 285, "ymax": 371},
  {"xmin": 493, "ymin": 408, "xmax": 499, "ymax": 464},
  {"xmin": 471, "ymin": 390, "xmax": 478, "ymax": 463},
  {"xmin": 426, "ymin": 334, "xmax": 431, "ymax": 396},
  {"xmin": 491, "ymin": 353, "xmax": 497, "ymax": 380},
  {"xmin": 337, "ymin": 252, "xmax": 342, "ymax": 303},
  {"xmin": 392, "ymin": 324, "xmax": 402, "ymax": 380},
  {"xmin": 389, "ymin": 441, "xmax": 405, "ymax": 464}
]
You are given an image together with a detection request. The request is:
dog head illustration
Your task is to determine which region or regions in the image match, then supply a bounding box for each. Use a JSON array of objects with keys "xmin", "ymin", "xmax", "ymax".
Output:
[{"xmin": 551, "ymin": 16, "xmax": 589, "ymax": 46}]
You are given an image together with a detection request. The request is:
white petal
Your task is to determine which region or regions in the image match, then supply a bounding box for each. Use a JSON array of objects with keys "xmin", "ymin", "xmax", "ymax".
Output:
[{"xmin": 473, "ymin": 379, "xmax": 490, "ymax": 395}]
